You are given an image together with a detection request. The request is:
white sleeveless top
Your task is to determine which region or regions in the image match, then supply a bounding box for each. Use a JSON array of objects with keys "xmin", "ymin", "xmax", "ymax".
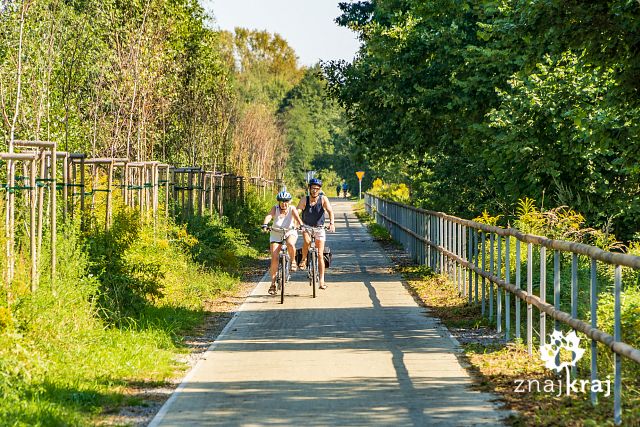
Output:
[{"xmin": 270, "ymin": 205, "xmax": 298, "ymax": 242}]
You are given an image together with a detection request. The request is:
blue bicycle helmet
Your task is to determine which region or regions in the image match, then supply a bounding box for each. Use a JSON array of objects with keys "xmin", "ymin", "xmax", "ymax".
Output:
[
  {"xmin": 308, "ymin": 178, "xmax": 322, "ymax": 187},
  {"xmin": 276, "ymin": 190, "xmax": 292, "ymax": 202}
]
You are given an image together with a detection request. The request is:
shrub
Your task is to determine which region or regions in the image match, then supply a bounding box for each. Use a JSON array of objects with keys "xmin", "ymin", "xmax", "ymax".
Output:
[
  {"xmin": 182, "ymin": 213, "xmax": 255, "ymax": 271},
  {"xmin": 85, "ymin": 209, "xmax": 164, "ymax": 324},
  {"xmin": 587, "ymin": 285, "xmax": 640, "ymax": 382},
  {"xmin": 369, "ymin": 178, "xmax": 410, "ymax": 203}
]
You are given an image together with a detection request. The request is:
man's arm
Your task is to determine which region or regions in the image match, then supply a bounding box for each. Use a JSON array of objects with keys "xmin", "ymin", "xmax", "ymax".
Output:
[
  {"xmin": 323, "ymin": 197, "xmax": 335, "ymax": 232},
  {"xmin": 291, "ymin": 206, "xmax": 303, "ymax": 228},
  {"xmin": 296, "ymin": 197, "xmax": 306, "ymax": 215}
]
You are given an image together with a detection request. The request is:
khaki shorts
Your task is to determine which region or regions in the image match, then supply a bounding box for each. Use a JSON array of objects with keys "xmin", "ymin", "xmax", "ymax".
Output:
[{"xmin": 302, "ymin": 227, "xmax": 326, "ymax": 242}]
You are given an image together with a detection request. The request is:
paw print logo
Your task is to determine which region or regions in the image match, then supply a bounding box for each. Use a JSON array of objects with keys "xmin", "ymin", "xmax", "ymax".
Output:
[{"xmin": 540, "ymin": 330, "xmax": 585, "ymax": 372}]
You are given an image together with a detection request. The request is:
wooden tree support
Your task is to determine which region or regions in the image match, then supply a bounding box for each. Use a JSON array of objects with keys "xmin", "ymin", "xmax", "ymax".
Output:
[
  {"xmin": 1, "ymin": 146, "xmax": 272, "ymax": 298},
  {"xmin": 12, "ymin": 140, "xmax": 57, "ymax": 291}
]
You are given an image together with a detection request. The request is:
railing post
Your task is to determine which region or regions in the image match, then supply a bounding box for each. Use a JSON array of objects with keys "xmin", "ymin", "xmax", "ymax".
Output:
[
  {"xmin": 590, "ymin": 258, "xmax": 598, "ymax": 406},
  {"xmin": 458, "ymin": 223, "xmax": 463, "ymax": 295},
  {"xmin": 540, "ymin": 247, "xmax": 547, "ymax": 350},
  {"xmin": 489, "ymin": 232, "xmax": 495, "ymax": 322},
  {"xmin": 439, "ymin": 216, "xmax": 443, "ymax": 274},
  {"xmin": 497, "ymin": 235, "xmax": 502, "ymax": 333},
  {"xmin": 481, "ymin": 231, "xmax": 486, "ymax": 316},
  {"xmin": 461, "ymin": 223, "xmax": 466, "ymax": 297},
  {"xmin": 474, "ymin": 229, "xmax": 479, "ymax": 305},
  {"xmin": 468, "ymin": 226, "xmax": 473, "ymax": 304},
  {"xmin": 553, "ymin": 250, "xmax": 560, "ymax": 335},
  {"xmin": 451, "ymin": 220, "xmax": 456, "ymax": 283},
  {"xmin": 571, "ymin": 253, "xmax": 578, "ymax": 378},
  {"xmin": 614, "ymin": 265, "xmax": 622, "ymax": 425},
  {"xmin": 527, "ymin": 242, "xmax": 533, "ymax": 355},
  {"xmin": 442, "ymin": 217, "xmax": 446, "ymax": 275},
  {"xmin": 516, "ymin": 240, "xmax": 521, "ymax": 341},
  {"xmin": 505, "ymin": 235, "xmax": 511, "ymax": 340}
]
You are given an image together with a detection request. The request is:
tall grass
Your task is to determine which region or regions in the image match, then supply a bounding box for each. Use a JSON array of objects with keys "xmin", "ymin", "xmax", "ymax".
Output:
[{"xmin": 0, "ymin": 194, "xmax": 263, "ymax": 425}]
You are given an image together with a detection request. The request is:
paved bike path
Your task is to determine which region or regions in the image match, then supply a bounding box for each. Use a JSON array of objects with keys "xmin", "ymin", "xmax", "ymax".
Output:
[{"xmin": 150, "ymin": 200, "xmax": 506, "ymax": 426}]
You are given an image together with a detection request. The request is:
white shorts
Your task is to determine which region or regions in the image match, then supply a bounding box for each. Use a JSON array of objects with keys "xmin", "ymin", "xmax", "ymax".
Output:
[
  {"xmin": 303, "ymin": 227, "xmax": 326, "ymax": 242},
  {"xmin": 270, "ymin": 229, "xmax": 298, "ymax": 244}
]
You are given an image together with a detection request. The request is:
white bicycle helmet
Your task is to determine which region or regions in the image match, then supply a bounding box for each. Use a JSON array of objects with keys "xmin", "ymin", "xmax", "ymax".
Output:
[{"xmin": 276, "ymin": 190, "xmax": 292, "ymax": 202}]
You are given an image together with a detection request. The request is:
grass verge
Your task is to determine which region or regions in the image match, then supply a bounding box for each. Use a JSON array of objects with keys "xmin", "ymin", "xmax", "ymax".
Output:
[
  {"xmin": 353, "ymin": 201, "xmax": 640, "ymax": 427},
  {"xmin": 0, "ymin": 193, "xmax": 270, "ymax": 426}
]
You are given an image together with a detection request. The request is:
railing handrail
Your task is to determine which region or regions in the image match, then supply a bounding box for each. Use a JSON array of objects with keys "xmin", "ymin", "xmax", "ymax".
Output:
[
  {"xmin": 364, "ymin": 192, "xmax": 637, "ymax": 424},
  {"xmin": 366, "ymin": 193, "xmax": 640, "ymax": 269}
]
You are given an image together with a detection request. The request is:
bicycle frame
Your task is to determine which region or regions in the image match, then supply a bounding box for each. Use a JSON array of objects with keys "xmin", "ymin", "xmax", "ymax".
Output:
[
  {"xmin": 270, "ymin": 226, "xmax": 292, "ymax": 304},
  {"xmin": 301, "ymin": 225, "xmax": 325, "ymax": 298}
]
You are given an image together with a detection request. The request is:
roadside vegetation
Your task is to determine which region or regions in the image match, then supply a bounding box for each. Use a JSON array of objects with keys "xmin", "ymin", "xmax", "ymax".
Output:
[
  {"xmin": 328, "ymin": 1, "xmax": 640, "ymax": 241},
  {"xmin": 0, "ymin": 191, "xmax": 270, "ymax": 425},
  {"xmin": 0, "ymin": 0, "xmax": 330, "ymax": 423},
  {"xmin": 354, "ymin": 200, "xmax": 640, "ymax": 426}
]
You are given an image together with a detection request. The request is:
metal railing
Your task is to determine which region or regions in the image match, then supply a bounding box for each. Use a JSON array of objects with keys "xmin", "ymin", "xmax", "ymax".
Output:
[{"xmin": 365, "ymin": 193, "xmax": 640, "ymax": 425}]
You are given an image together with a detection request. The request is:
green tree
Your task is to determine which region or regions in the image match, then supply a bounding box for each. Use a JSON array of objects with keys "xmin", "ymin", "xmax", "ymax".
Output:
[{"xmin": 327, "ymin": 0, "xmax": 640, "ymax": 237}]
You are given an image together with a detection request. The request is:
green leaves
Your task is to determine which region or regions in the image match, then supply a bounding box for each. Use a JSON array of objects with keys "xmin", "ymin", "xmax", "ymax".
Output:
[{"xmin": 327, "ymin": 0, "xmax": 640, "ymax": 239}]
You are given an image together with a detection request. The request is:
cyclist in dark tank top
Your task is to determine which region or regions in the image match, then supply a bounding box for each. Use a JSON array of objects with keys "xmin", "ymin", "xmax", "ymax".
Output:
[
  {"xmin": 302, "ymin": 193, "xmax": 325, "ymax": 226},
  {"xmin": 296, "ymin": 178, "xmax": 335, "ymax": 290}
]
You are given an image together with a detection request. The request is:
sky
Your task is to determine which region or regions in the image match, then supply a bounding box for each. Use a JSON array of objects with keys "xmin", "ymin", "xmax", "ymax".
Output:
[{"xmin": 203, "ymin": 0, "xmax": 361, "ymax": 67}]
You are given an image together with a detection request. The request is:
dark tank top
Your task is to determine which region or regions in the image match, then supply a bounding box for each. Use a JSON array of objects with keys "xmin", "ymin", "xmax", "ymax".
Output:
[{"xmin": 302, "ymin": 195, "xmax": 325, "ymax": 226}]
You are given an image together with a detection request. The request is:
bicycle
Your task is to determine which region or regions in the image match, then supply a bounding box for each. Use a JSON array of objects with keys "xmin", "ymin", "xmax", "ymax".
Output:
[
  {"xmin": 267, "ymin": 225, "xmax": 294, "ymax": 304},
  {"xmin": 300, "ymin": 225, "xmax": 329, "ymax": 298}
]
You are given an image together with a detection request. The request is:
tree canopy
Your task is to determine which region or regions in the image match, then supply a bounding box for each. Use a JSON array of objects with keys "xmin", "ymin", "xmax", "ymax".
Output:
[{"xmin": 327, "ymin": 0, "xmax": 640, "ymax": 239}]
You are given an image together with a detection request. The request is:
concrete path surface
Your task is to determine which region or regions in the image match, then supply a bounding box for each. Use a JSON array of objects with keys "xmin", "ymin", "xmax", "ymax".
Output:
[{"xmin": 150, "ymin": 200, "xmax": 506, "ymax": 426}]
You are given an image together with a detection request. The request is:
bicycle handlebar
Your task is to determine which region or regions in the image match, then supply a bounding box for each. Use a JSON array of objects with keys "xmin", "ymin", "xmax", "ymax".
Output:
[
  {"xmin": 265, "ymin": 225, "xmax": 296, "ymax": 233},
  {"xmin": 300, "ymin": 224, "xmax": 330, "ymax": 231},
  {"xmin": 264, "ymin": 225, "xmax": 330, "ymax": 232}
]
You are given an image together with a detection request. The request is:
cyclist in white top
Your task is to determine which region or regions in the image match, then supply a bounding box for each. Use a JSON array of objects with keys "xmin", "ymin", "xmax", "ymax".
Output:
[{"xmin": 261, "ymin": 190, "xmax": 303, "ymax": 295}]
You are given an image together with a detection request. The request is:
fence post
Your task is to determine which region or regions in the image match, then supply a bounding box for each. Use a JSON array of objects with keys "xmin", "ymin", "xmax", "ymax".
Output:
[
  {"xmin": 468, "ymin": 226, "xmax": 473, "ymax": 304},
  {"xmin": 540, "ymin": 246, "xmax": 547, "ymax": 349},
  {"xmin": 489, "ymin": 232, "xmax": 494, "ymax": 321},
  {"xmin": 527, "ymin": 243, "xmax": 533, "ymax": 355},
  {"xmin": 481, "ymin": 231, "xmax": 486, "ymax": 316},
  {"xmin": 571, "ymin": 253, "xmax": 578, "ymax": 378},
  {"xmin": 614, "ymin": 265, "xmax": 622, "ymax": 425},
  {"xmin": 474, "ymin": 229, "xmax": 479, "ymax": 304},
  {"xmin": 497, "ymin": 235, "xmax": 502, "ymax": 333},
  {"xmin": 516, "ymin": 240, "xmax": 521, "ymax": 340},
  {"xmin": 505, "ymin": 235, "xmax": 510, "ymax": 340}
]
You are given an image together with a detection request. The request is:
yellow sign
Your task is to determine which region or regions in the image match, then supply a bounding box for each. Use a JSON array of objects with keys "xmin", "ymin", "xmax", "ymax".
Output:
[{"xmin": 355, "ymin": 171, "xmax": 365, "ymax": 180}]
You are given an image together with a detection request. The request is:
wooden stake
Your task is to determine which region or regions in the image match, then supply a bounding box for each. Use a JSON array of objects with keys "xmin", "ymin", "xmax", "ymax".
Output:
[
  {"xmin": 124, "ymin": 162, "xmax": 129, "ymax": 207},
  {"xmin": 51, "ymin": 143, "xmax": 57, "ymax": 291},
  {"xmin": 62, "ymin": 154, "xmax": 68, "ymax": 222},
  {"xmin": 80, "ymin": 157, "xmax": 85, "ymax": 230},
  {"xmin": 165, "ymin": 166, "xmax": 170, "ymax": 218},
  {"xmin": 30, "ymin": 158, "xmax": 37, "ymax": 291},
  {"xmin": 106, "ymin": 160, "xmax": 114, "ymax": 229}
]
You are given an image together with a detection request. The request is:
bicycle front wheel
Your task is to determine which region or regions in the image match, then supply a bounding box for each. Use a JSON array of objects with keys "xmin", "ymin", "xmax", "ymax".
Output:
[{"xmin": 310, "ymin": 251, "xmax": 317, "ymax": 298}]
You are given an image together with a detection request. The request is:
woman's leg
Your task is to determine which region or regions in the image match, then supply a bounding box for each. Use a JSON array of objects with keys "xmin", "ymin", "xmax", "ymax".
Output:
[
  {"xmin": 269, "ymin": 242, "xmax": 279, "ymax": 292},
  {"xmin": 286, "ymin": 235, "xmax": 297, "ymax": 270}
]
